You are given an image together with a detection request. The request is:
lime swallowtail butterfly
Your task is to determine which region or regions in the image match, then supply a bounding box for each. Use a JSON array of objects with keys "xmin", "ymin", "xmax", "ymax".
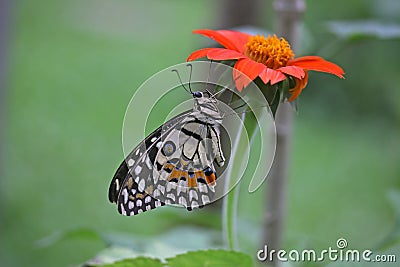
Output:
[{"xmin": 108, "ymin": 69, "xmax": 225, "ymax": 216}]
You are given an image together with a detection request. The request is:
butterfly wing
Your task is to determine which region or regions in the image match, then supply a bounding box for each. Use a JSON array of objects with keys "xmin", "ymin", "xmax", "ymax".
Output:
[
  {"xmin": 108, "ymin": 111, "xmax": 191, "ymax": 216},
  {"xmin": 151, "ymin": 115, "xmax": 222, "ymax": 210}
]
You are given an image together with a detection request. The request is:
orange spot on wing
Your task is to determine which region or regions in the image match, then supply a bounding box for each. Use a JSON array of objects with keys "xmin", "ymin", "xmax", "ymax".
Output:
[
  {"xmin": 194, "ymin": 170, "xmax": 205, "ymax": 180},
  {"xmin": 181, "ymin": 170, "xmax": 188, "ymax": 180},
  {"xmin": 169, "ymin": 168, "xmax": 182, "ymax": 180},
  {"xmin": 205, "ymin": 173, "xmax": 216, "ymax": 186},
  {"xmin": 164, "ymin": 163, "xmax": 174, "ymax": 169},
  {"xmin": 188, "ymin": 175, "xmax": 197, "ymax": 188}
]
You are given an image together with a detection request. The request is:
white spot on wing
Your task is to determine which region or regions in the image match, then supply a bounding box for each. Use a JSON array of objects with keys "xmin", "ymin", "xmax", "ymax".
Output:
[
  {"xmin": 209, "ymin": 185, "xmax": 216, "ymax": 192},
  {"xmin": 134, "ymin": 166, "xmax": 142, "ymax": 175},
  {"xmin": 160, "ymin": 171, "xmax": 169, "ymax": 180},
  {"xmin": 136, "ymin": 199, "xmax": 142, "ymax": 207},
  {"xmin": 153, "ymin": 188, "xmax": 160, "ymax": 197},
  {"xmin": 153, "ymin": 173, "xmax": 159, "ymax": 183},
  {"xmin": 166, "ymin": 182, "xmax": 177, "ymax": 193},
  {"xmin": 191, "ymin": 201, "xmax": 199, "ymax": 208},
  {"xmin": 198, "ymin": 184, "xmax": 208, "ymax": 193},
  {"xmin": 167, "ymin": 193, "xmax": 176, "ymax": 202},
  {"xmin": 115, "ymin": 179, "xmax": 120, "ymax": 192},
  {"xmin": 177, "ymin": 183, "xmax": 187, "ymax": 196},
  {"xmin": 157, "ymin": 184, "xmax": 165, "ymax": 195},
  {"xmin": 120, "ymin": 204, "xmax": 126, "ymax": 215},
  {"xmin": 166, "ymin": 182, "xmax": 172, "ymax": 192},
  {"xmin": 151, "ymin": 137, "xmax": 157, "ymax": 143},
  {"xmin": 145, "ymin": 196, "xmax": 151, "ymax": 203},
  {"xmin": 138, "ymin": 179, "xmax": 145, "ymax": 191},
  {"xmin": 122, "ymin": 189, "xmax": 128, "ymax": 204},
  {"xmin": 202, "ymin": 195, "xmax": 210, "ymax": 204},
  {"xmin": 179, "ymin": 196, "xmax": 187, "ymax": 207},
  {"xmin": 128, "ymin": 159, "xmax": 135, "ymax": 167},
  {"xmin": 128, "ymin": 201, "xmax": 134, "ymax": 209},
  {"xmin": 189, "ymin": 190, "xmax": 198, "ymax": 201},
  {"xmin": 145, "ymin": 156, "xmax": 152, "ymax": 169}
]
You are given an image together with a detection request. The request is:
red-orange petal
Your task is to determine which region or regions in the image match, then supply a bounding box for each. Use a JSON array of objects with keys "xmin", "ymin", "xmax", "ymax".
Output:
[
  {"xmin": 259, "ymin": 67, "xmax": 286, "ymax": 85},
  {"xmin": 187, "ymin": 48, "xmax": 217, "ymax": 61},
  {"xmin": 207, "ymin": 48, "xmax": 246, "ymax": 60},
  {"xmin": 216, "ymin": 30, "xmax": 251, "ymax": 53},
  {"xmin": 192, "ymin": 29, "xmax": 247, "ymax": 52},
  {"xmin": 233, "ymin": 58, "xmax": 264, "ymax": 91},
  {"xmin": 288, "ymin": 56, "xmax": 345, "ymax": 78},
  {"xmin": 288, "ymin": 71, "xmax": 309, "ymax": 101},
  {"xmin": 233, "ymin": 75, "xmax": 248, "ymax": 92},
  {"xmin": 278, "ymin": 66, "xmax": 305, "ymax": 79}
]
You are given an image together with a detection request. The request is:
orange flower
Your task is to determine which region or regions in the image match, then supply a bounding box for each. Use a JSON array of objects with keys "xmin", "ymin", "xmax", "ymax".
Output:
[{"xmin": 187, "ymin": 29, "xmax": 344, "ymax": 101}]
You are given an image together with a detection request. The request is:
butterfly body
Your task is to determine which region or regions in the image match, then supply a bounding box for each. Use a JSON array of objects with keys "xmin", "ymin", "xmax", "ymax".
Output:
[{"xmin": 109, "ymin": 91, "xmax": 225, "ymax": 216}]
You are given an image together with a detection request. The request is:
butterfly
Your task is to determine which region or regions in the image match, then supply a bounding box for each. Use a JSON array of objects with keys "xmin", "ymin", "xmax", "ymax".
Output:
[{"xmin": 108, "ymin": 76, "xmax": 226, "ymax": 216}]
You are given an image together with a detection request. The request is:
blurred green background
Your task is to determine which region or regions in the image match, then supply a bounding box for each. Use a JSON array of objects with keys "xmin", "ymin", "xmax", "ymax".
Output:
[{"xmin": 1, "ymin": 0, "xmax": 400, "ymax": 266}]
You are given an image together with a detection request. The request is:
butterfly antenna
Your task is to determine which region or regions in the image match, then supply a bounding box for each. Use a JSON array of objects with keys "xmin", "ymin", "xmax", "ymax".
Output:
[
  {"xmin": 186, "ymin": 63, "xmax": 194, "ymax": 94},
  {"xmin": 171, "ymin": 69, "xmax": 191, "ymax": 94},
  {"xmin": 211, "ymin": 78, "xmax": 236, "ymax": 98},
  {"xmin": 211, "ymin": 85, "xmax": 229, "ymax": 98},
  {"xmin": 205, "ymin": 60, "xmax": 213, "ymax": 91}
]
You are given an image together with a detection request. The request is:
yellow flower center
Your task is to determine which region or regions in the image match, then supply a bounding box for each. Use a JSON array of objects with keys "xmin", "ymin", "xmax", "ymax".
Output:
[{"xmin": 245, "ymin": 34, "xmax": 294, "ymax": 69}]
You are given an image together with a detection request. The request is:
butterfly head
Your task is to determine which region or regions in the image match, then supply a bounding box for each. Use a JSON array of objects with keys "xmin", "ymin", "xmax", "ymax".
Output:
[
  {"xmin": 192, "ymin": 90, "xmax": 217, "ymax": 104},
  {"xmin": 192, "ymin": 91, "xmax": 203, "ymax": 98},
  {"xmin": 192, "ymin": 90, "xmax": 221, "ymax": 122}
]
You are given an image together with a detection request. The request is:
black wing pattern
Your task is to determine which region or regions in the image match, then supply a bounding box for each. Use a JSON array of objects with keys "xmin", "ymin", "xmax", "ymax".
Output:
[{"xmin": 108, "ymin": 111, "xmax": 191, "ymax": 216}]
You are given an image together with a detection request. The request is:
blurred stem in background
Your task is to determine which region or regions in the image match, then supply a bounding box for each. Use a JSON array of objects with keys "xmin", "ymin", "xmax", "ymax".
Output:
[
  {"xmin": 217, "ymin": 0, "xmax": 263, "ymax": 28},
  {"xmin": 262, "ymin": 0, "xmax": 305, "ymax": 264},
  {"xmin": 0, "ymin": 0, "xmax": 11, "ymax": 179}
]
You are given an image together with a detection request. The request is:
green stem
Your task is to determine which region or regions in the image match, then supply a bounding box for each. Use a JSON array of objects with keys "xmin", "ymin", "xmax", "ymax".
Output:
[
  {"xmin": 223, "ymin": 177, "xmax": 240, "ymax": 250},
  {"xmin": 222, "ymin": 112, "xmax": 259, "ymax": 250},
  {"xmin": 222, "ymin": 112, "xmax": 245, "ymax": 250}
]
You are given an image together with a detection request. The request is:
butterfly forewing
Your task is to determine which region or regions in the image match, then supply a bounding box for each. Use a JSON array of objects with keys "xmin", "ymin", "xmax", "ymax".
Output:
[{"xmin": 108, "ymin": 111, "xmax": 190, "ymax": 215}]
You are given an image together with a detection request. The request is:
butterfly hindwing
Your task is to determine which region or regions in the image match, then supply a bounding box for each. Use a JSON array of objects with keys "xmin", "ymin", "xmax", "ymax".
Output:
[{"xmin": 151, "ymin": 116, "xmax": 220, "ymax": 210}]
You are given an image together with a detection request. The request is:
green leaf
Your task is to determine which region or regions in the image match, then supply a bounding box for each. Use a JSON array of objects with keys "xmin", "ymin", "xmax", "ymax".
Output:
[
  {"xmin": 253, "ymin": 78, "xmax": 279, "ymax": 117},
  {"xmin": 279, "ymin": 77, "xmax": 290, "ymax": 103},
  {"xmin": 84, "ymin": 246, "xmax": 142, "ymax": 266},
  {"xmin": 86, "ymin": 226, "xmax": 222, "ymax": 265},
  {"xmin": 328, "ymin": 20, "xmax": 400, "ymax": 40},
  {"xmin": 95, "ymin": 256, "xmax": 163, "ymax": 267},
  {"xmin": 166, "ymin": 249, "xmax": 253, "ymax": 267}
]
